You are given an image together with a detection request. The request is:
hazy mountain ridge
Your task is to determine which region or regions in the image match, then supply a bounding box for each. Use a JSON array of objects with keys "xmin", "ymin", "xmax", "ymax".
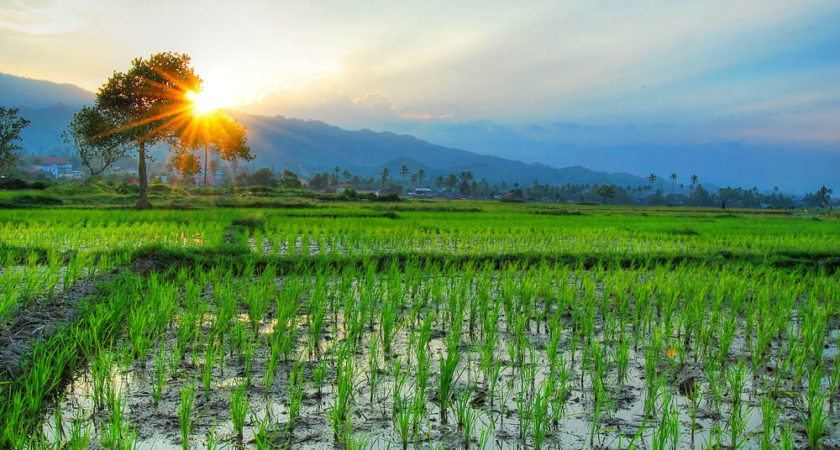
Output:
[
  {"xmin": 1, "ymin": 72, "xmax": 649, "ymax": 188},
  {"xmin": 235, "ymin": 113, "xmax": 650, "ymax": 187}
]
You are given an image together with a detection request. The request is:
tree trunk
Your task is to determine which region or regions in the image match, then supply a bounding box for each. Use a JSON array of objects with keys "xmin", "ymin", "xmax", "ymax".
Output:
[
  {"xmin": 203, "ymin": 143, "xmax": 208, "ymax": 188},
  {"xmin": 136, "ymin": 141, "xmax": 150, "ymax": 209}
]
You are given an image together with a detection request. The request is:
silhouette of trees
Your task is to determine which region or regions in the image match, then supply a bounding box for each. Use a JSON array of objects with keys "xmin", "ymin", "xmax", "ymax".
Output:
[
  {"xmin": 817, "ymin": 185, "xmax": 833, "ymax": 213},
  {"xmin": 595, "ymin": 184, "xmax": 617, "ymax": 204},
  {"xmin": 669, "ymin": 173, "xmax": 678, "ymax": 194},
  {"xmin": 445, "ymin": 174, "xmax": 458, "ymax": 192},
  {"xmin": 0, "ymin": 106, "xmax": 30, "ymax": 174},
  {"xmin": 415, "ymin": 168, "xmax": 426, "ymax": 186}
]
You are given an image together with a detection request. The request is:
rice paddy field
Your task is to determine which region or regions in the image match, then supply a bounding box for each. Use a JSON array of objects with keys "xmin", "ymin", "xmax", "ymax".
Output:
[{"xmin": 1, "ymin": 203, "xmax": 838, "ymax": 449}]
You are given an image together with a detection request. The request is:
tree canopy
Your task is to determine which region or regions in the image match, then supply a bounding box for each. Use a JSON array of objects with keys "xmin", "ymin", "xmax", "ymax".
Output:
[{"xmin": 0, "ymin": 107, "xmax": 30, "ymax": 173}]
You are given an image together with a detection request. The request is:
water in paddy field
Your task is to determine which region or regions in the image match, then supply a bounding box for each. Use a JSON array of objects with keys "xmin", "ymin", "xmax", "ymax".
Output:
[{"xmin": 39, "ymin": 271, "xmax": 840, "ymax": 449}]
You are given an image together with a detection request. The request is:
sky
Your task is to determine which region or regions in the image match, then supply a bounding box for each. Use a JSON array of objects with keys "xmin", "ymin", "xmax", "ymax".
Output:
[{"xmin": 2, "ymin": 0, "xmax": 839, "ymax": 191}]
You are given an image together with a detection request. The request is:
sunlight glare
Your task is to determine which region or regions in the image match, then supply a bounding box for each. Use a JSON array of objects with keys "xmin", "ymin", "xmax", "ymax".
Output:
[{"xmin": 185, "ymin": 89, "xmax": 225, "ymax": 114}]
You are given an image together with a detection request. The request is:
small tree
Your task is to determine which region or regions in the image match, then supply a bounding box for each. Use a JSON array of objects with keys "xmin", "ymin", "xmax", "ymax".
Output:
[
  {"xmin": 0, "ymin": 106, "xmax": 31, "ymax": 174},
  {"xmin": 817, "ymin": 185, "xmax": 833, "ymax": 213},
  {"xmin": 169, "ymin": 147, "xmax": 201, "ymax": 186},
  {"xmin": 279, "ymin": 169, "xmax": 301, "ymax": 189},
  {"xmin": 63, "ymin": 106, "xmax": 127, "ymax": 180}
]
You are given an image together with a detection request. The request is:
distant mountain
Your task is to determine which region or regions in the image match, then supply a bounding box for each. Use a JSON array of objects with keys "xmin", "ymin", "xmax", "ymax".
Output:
[
  {"xmin": 1, "ymin": 73, "xmax": 649, "ymax": 187},
  {"xmin": 1, "ymin": 73, "xmax": 95, "ymax": 155},
  {"xmin": 235, "ymin": 113, "xmax": 649, "ymax": 187},
  {"xmin": 0, "ymin": 72, "xmax": 94, "ymax": 109}
]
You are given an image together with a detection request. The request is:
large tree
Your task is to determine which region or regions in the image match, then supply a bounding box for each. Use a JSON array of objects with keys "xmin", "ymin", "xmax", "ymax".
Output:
[
  {"xmin": 63, "ymin": 106, "xmax": 127, "ymax": 180},
  {"xmin": 95, "ymin": 52, "xmax": 202, "ymax": 208},
  {"xmin": 0, "ymin": 106, "xmax": 30, "ymax": 174}
]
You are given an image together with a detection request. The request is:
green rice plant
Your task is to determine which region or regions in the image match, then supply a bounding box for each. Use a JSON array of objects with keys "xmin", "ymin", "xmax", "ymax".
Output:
[
  {"xmin": 531, "ymin": 377, "xmax": 551, "ymax": 450},
  {"xmin": 313, "ymin": 359, "xmax": 328, "ymax": 400},
  {"xmin": 330, "ymin": 346, "xmax": 356, "ymax": 444},
  {"xmin": 287, "ymin": 359, "xmax": 306, "ymax": 430},
  {"xmin": 759, "ymin": 395, "xmax": 779, "ymax": 450},
  {"xmin": 242, "ymin": 333, "xmax": 257, "ymax": 383},
  {"xmin": 726, "ymin": 360, "xmax": 749, "ymax": 449},
  {"xmin": 91, "ymin": 348, "xmax": 116, "ymax": 411},
  {"xmin": 437, "ymin": 348, "xmax": 461, "ymax": 425},
  {"xmin": 616, "ymin": 336, "xmax": 630, "ymax": 385},
  {"xmin": 829, "ymin": 340, "xmax": 840, "ymax": 411},
  {"xmin": 230, "ymin": 382, "xmax": 250, "ymax": 440},
  {"xmin": 394, "ymin": 391, "xmax": 412, "ymax": 450},
  {"xmin": 651, "ymin": 388, "xmax": 678, "ymax": 450},
  {"xmin": 367, "ymin": 336, "xmax": 381, "ymax": 403},
  {"xmin": 391, "ymin": 360, "xmax": 409, "ymax": 417},
  {"xmin": 205, "ymin": 419, "xmax": 218, "ymax": 450},
  {"xmin": 179, "ymin": 379, "xmax": 196, "ymax": 450},
  {"xmin": 201, "ymin": 342, "xmax": 216, "ymax": 398},
  {"xmin": 452, "ymin": 386, "xmax": 473, "ymax": 432},
  {"xmin": 805, "ymin": 390, "xmax": 827, "ymax": 450},
  {"xmin": 101, "ymin": 389, "xmax": 136, "ymax": 450},
  {"xmin": 252, "ymin": 409, "xmax": 278, "ymax": 449},
  {"xmin": 780, "ymin": 426, "xmax": 795, "ymax": 450},
  {"xmin": 411, "ymin": 385, "xmax": 427, "ymax": 439},
  {"xmin": 380, "ymin": 295, "xmax": 400, "ymax": 357},
  {"xmin": 345, "ymin": 432, "xmax": 374, "ymax": 450}
]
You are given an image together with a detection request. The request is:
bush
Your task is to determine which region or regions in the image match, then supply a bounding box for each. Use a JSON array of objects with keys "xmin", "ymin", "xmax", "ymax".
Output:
[
  {"xmin": 0, "ymin": 194, "xmax": 63, "ymax": 208},
  {"xmin": 0, "ymin": 177, "xmax": 30, "ymax": 190}
]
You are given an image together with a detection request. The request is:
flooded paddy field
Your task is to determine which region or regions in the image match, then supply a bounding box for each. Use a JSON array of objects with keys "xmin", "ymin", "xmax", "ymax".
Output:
[{"xmin": 0, "ymin": 205, "xmax": 838, "ymax": 448}]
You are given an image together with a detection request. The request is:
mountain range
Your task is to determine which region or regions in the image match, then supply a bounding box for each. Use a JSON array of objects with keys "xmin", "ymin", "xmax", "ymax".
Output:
[{"xmin": 0, "ymin": 72, "xmax": 672, "ymax": 188}]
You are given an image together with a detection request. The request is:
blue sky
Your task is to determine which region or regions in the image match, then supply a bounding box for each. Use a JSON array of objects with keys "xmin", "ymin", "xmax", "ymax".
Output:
[{"xmin": 1, "ymin": 0, "xmax": 838, "ymax": 190}]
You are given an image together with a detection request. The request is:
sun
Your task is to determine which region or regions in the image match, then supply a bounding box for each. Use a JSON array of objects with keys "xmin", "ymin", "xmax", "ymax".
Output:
[{"xmin": 185, "ymin": 90, "xmax": 225, "ymax": 114}]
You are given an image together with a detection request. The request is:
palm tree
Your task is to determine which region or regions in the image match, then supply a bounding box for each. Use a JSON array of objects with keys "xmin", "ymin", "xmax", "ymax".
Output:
[
  {"xmin": 648, "ymin": 174, "xmax": 657, "ymax": 195},
  {"xmin": 690, "ymin": 174, "xmax": 698, "ymax": 192},
  {"xmin": 399, "ymin": 164, "xmax": 409, "ymax": 184},
  {"xmin": 459, "ymin": 171, "xmax": 474, "ymax": 184},
  {"xmin": 435, "ymin": 176, "xmax": 445, "ymax": 191},
  {"xmin": 342, "ymin": 169, "xmax": 351, "ymax": 181},
  {"xmin": 415, "ymin": 168, "xmax": 426, "ymax": 186},
  {"xmin": 379, "ymin": 167, "xmax": 390, "ymax": 188},
  {"xmin": 445, "ymin": 174, "xmax": 458, "ymax": 192},
  {"xmin": 669, "ymin": 173, "xmax": 678, "ymax": 194}
]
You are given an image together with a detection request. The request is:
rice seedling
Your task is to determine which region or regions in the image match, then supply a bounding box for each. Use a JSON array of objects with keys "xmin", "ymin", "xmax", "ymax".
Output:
[
  {"xmin": 230, "ymin": 382, "xmax": 250, "ymax": 440},
  {"xmin": 759, "ymin": 394, "xmax": 779, "ymax": 450},
  {"xmin": 286, "ymin": 359, "xmax": 306, "ymax": 431},
  {"xmin": 805, "ymin": 388, "xmax": 828, "ymax": 449},
  {"xmin": 179, "ymin": 379, "xmax": 196, "ymax": 450}
]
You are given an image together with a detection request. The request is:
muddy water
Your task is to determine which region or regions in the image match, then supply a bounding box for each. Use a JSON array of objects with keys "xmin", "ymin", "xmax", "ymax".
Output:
[{"xmin": 40, "ymin": 274, "xmax": 839, "ymax": 449}]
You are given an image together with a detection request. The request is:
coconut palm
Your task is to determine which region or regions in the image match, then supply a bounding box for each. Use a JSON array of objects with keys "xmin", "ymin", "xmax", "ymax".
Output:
[
  {"xmin": 669, "ymin": 173, "xmax": 678, "ymax": 194},
  {"xmin": 380, "ymin": 167, "xmax": 390, "ymax": 188},
  {"xmin": 399, "ymin": 164, "xmax": 410, "ymax": 184},
  {"xmin": 415, "ymin": 168, "xmax": 426, "ymax": 186}
]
